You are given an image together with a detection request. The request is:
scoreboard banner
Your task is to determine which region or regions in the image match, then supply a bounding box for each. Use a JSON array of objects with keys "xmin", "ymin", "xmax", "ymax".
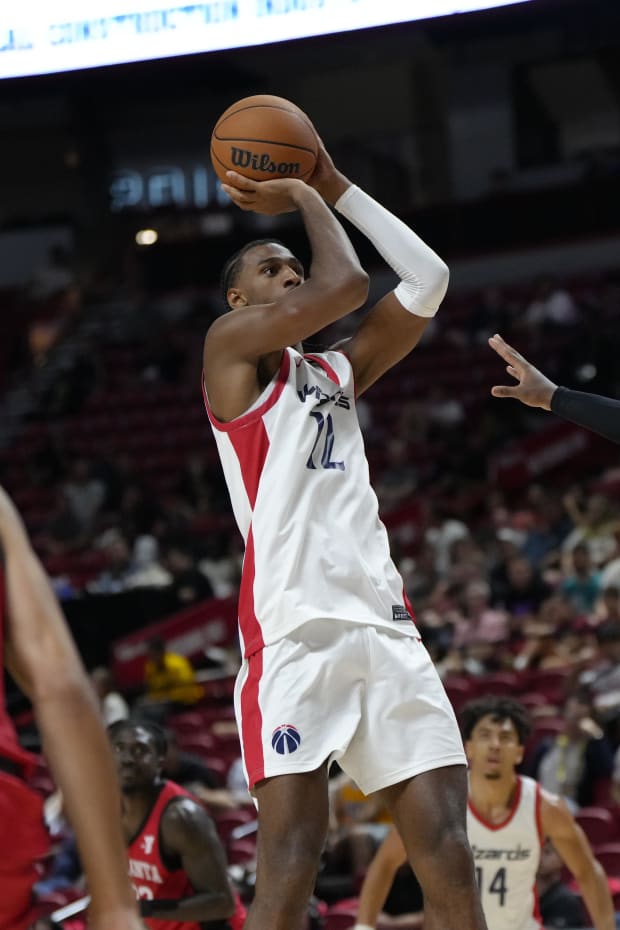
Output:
[{"xmin": 0, "ymin": 0, "xmax": 535, "ymax": 80}]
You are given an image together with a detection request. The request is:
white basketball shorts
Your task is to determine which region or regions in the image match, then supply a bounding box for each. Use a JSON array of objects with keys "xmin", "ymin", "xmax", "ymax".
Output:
[{"xmin": 234, "ymin": 619, "xmax": 466, "ymax": 794}]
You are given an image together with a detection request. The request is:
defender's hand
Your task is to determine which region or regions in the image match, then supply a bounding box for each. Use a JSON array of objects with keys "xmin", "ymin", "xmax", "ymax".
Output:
[
  {"xmin": 221, "ymin": 171, "xmax": 309, "ymax": 215},
  {"xmin": 489, "ymin": 333, "xmax": 557, "ymax": 410}
]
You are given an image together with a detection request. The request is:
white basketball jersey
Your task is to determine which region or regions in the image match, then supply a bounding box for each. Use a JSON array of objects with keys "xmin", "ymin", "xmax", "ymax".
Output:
[
  {"xmin": 467, "ymin": 775, "xmax": 543, "ymax": 930},
  {"xmin": 204, "ymin": 347, "xmax": 418, "ymax": 656}
]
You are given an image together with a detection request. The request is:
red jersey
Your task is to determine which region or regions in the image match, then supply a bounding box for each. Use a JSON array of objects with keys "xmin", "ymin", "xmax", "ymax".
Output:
[
  {"xmin": 0, "ymin": 567, "xmax": 37, "ymax": 778},
  {"xmin": 127, "ymin": 780, "xmax": 245, "ymax": 930}
]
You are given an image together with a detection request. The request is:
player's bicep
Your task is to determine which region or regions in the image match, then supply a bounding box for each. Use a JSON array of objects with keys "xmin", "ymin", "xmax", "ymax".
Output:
[
  {"xmin": 334, "ymin": 292, "xmax": 430, "ymax": 396},
  {"xmin": 542, "ymin": 794, "xmax": 596, "ymax": 881},
  {"xmin": 165, "ymin": 802, "xmax": 233, "ymax": 896}
]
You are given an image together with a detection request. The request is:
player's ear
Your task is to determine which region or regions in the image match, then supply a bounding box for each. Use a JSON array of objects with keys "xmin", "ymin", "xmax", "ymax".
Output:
[
  {"xmin": 227, "ymin": 287, "xmax": 248, "ymax": 310},
  {"xmin": 515, "ymin": 744, "xmax": 524, "ymax": 766}
]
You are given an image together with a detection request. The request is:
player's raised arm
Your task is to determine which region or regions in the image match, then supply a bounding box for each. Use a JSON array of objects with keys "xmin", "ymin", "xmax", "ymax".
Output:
[
  {"xmin": 0, "ymin": 486, "xmax": 142, "ymax": 930},
  {"xmin": 541, "ymin": 789, "xmax": 615, "ymax": 930},
  {"xmin": 354, "ymin": 825, "xmax": 409, "ymax": 930},
  {"xmin": 142, "ymin": 797, "xmax": 236, "ymax": 923},
  {"xmin": 309, "ymin": 137, "xmax": 449, "ymax": 396}
]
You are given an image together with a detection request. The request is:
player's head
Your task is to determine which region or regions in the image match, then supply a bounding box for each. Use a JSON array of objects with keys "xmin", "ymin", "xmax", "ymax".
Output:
[
  {"xmin": 221, "ymin": 239, "xmax": 304, "ymax": 311},
  {"xmin": 461, "ymin": 696, "xmax": 531, "ymax": 781},
  {"xmin": 108, "ymin": 719, "xmax": 167, "ymax": 794}
]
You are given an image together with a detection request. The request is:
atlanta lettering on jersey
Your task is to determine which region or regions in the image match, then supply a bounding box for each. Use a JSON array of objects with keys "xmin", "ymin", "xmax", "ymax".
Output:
[
  {"xmin": 472, "ymin": 843, "xmax": 532, "ymax": 862},
  {"xmin": 129, "ymin": 858, "xmax": 164, "ymax": 883},
  {"xmin": 297, "ymin": 383, "xmax": 351, "ymax": 409}
]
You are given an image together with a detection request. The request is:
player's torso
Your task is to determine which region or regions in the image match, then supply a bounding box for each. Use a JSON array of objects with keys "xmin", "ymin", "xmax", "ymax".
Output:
[
  {"xmin": 467, "ymin": 776, "xmax": 543, "ymax": 930},
  {"xmin": 206, "ymin": 347, "xmax": 417, "ymax": 654},
  {"xmin": 127, "ymin": 781, "xmax": 202, "ymax": 930}
]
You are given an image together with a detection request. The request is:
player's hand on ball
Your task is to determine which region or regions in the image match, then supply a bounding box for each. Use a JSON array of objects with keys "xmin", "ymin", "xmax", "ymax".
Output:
[
  {"xmin": 221, "ymin": 171, "xmax": 307, "ymax": 215},
  {"xmin": 488, "ymin": 333, "xmax": 557, "ymax": 410}
]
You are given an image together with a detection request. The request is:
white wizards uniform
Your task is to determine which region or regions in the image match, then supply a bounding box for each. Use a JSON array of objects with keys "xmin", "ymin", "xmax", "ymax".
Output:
[
  {"xmin": 204, "ymin": 347, "xmax": 418, "ymax": 657},
  {"xmin": 468, "ymin": 775, "xmax": 544, "ymax": 930}
]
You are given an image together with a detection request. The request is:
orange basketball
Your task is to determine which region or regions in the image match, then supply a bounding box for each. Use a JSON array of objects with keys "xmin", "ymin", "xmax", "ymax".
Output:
[{"xmin": 210, "ymin": 95, "xmax": 318, "ymax": 184}]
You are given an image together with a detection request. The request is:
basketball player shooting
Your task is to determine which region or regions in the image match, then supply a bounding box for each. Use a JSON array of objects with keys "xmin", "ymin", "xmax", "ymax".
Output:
[
  {"xmin": 353, "ymin": 697, "xmax": 615, "ymax": 930},
  {"xmin": 489, "ymin": 333, "xmax": 620, "ymax": 444},
  {"xmin": 0, "ymin": 485, "xmax": 143, "ymax": 930},
  {"xmin": 202, "ymin": 128, "xmax": 487, "ymax": 930}
]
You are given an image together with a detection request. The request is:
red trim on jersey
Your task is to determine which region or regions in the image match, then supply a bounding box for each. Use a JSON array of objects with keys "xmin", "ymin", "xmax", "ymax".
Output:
[
  {"xmin": 202, "ymin": 350, "xmax": 290, "ymax": 433},
  {"xmin": 228, "ymin": 417, "xmax": 271, "ymax": 510},
  {"xmin": 468, "ymin": 775, "xmax": 523, "ymax": 831},
  {"xmin": 237, "ymin": 528, "xmax": 264, "ymax": 657},
  {"xmin": 241, "ymin": 643, "xmax": 265, "ymax": 788},
  {"xmin": 403, "ymin": 588, "xmax": 417, "ymax": 624},
  {"xmin": 304, "ymin": 353, "xmax": 340, "ymax": 385}
]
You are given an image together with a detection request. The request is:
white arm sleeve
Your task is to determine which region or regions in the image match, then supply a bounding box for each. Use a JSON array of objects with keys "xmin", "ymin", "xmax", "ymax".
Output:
[{"xmin": 334, "ymin": 184, "xmax": 449, "ymax": 318}]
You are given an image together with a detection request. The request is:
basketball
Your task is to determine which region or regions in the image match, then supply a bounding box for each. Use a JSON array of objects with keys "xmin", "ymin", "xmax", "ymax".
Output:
[{"xmin": 210, "ymin": 95, "xmax": 318, "ymax": 184}]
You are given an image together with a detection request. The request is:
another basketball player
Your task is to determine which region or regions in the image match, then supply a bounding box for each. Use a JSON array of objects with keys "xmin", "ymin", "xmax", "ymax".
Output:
[
  {"xmin": 353, "ymin": 697, "xmax": 615, "ymax": 930},
  {"xmin": 489, "ymin": 333, "xmax": 620, "ymax": 443},
  {"xmin": 0, "ymin": 485, "xmax": 142, "ymax": 930},
  {"xmin": 202, "ymin": 137, "xmax": 487, "ymax": 930},
  {"xmin": 108, "ymin": 719, "xmax": 245, "ymax": 930}
]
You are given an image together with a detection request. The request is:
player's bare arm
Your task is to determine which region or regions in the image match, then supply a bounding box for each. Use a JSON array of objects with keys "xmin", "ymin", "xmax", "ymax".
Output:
[
  {"xmin": 203, "ymin": 173, "xmax": 368, "ymax": 421},
  {"xmin": 0, "ymin": 487, "xmax": 143, "ymax": 930},
  {"xmin": 540, "ymin": 789, "xmax": 615, "ymax": 930},
  {"xmin": 143, "ymin": 797, "xmax": 235, "ymax": 922},
  {"xmin": 355, "ymin": 825, "xmax": 408, "ymax": 929},
  {"xmin": 309, "ymin": 136, "xmax": 449, "ymax": 396},
  {"xmin": 488, "ymin": 334, "xmax": 557, "ymax": 409}
]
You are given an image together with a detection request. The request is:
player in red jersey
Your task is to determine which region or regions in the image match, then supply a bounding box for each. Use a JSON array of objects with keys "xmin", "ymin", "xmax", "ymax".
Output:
[
  {"xmin": 109, "ymin": 720, "xmax": 245, "ymax": 930},
  {"xmin": 0, "ymin": 485, "xmax": 142, "ymax": 930}
]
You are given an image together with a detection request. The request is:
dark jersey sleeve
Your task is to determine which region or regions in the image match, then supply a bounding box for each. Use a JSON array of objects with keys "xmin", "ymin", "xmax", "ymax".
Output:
[{"xmin": 551, "ymin": 386, "xmax": 620, "ymax": 444}]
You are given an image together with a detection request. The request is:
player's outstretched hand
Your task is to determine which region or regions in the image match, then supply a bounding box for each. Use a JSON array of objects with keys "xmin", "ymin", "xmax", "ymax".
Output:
[
  {"xmin": 488, "ymin": 333, "xmax": 557, "ymax": 410},
  {"xmin": 221, "ymin": 171, "xmax": 308, "ymax": 215}
]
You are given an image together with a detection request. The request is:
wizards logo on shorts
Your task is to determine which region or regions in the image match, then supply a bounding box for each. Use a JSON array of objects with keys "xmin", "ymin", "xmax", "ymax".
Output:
[{"xmin": 271, "ymin": 724, "xmax": 302, "ymax": 755}]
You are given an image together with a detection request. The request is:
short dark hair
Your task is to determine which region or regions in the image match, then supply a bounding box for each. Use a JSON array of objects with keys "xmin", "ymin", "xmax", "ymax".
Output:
[
  {"xmin": 220, "ymin": 238, "xmax": 286, "ymax": 309},
  {"xmin": 460, "ymin": 696, "xmax": 531, "ymax": 745},
  {"xmin": 147, "ymin": 635, "xmax": 165, "ymax": 653},
  {"xmin": 108, "ymin": 718, "xmax": 168, "ymax": 757}
]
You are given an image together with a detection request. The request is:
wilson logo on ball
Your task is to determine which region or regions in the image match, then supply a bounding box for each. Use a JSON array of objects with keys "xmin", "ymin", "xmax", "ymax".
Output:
[
  {"xmin": 230, "ymin": 147, "xmax": 302, "ymax": 177},
  {"xmin": 271, "ymin": 724, "xmax": 302, "ymax": 755}
]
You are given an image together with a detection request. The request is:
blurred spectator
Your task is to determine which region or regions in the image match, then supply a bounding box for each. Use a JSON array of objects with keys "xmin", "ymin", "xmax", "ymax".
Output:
[
  {"xmin": 537, "ymin": 840, "xmax": 585, "ymax": 930},
  {"xmin": 562, "ymin": 492, "xmax": 620, "ymax": 569},
  {"xmin": 198, "ymin": 533, "xmax": 240, "ymax": 599},
  {"xmin": 164, "ymin": 543, "xmax": 214, "ymax": 609},
  {"xmin": 595, "ymin": 586, "xmax": 620, "ymax": 624},
  {"xmin": 579, "ymin": 622, "xmax": 620, "ymax": 710},
  {"xmin": 142, "ymin": 636, "xmax": 203, "ymax": 709},
  {"xmin": 427, "ymin": 385, "xmax": 465, "ymax": 432},
  {"xmin": 452, "ymin": 580, "xmax": 509, "ymax": 648},
  {"xmin": 62, "ymin": 458, "xmax": 105, "ymax": 534},
  {"xmin": 500, "ymin": 556, "xmax": 552, "ymax": 616},
  {"xmin": 87, "ymin": 530, "xmax": 133, "ymax": 594},
  {"xmin": 176, "ymin": 454, "xmax": 213, "ymax": 513},
  {"xmin": 33, "ymin": 834, "xmax": 82, "ymax": 899},
  {"xmin": 124, "ymin": 535, "xmax": 171, "ymax": 589},
  {"xmin": 90, "ymin": 667, "xmax": 129, "ymax": 726},
  {"xmin": 525, "ymin": 277, "xmax": 580, "ymax": 328},
  {"xmin": 561, "ymin": 543, "xmax": 602, "ymax": 615},
  {"xmin": 325, "ymin": 773, "xmax": 391, "ymax": 878},
  {"xmin": 530, "ymin": 690, "xmax": 613, "ymax": 810},
  {"xmin": 425, "ymin": 505, "xmax": 469, "ymax": 575},
  {"xmin": 40, "ymin": 489, "xmax": 87, "ymax": 555}
]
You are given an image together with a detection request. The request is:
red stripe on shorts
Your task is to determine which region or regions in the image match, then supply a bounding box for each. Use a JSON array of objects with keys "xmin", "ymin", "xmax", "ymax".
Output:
[{"xmin": 240, "ymin": 635, "xmax": 265, "ymax": 787}]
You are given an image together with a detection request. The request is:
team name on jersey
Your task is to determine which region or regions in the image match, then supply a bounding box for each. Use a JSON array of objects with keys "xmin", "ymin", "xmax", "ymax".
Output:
[
  {"xmin": 129, "ymin": 858, "xmax": 164, "ymax": 883},
  {"xmin": 297, "ymin": 383, "xmax": 351, "ymax": 409},
  {"xmin": 471, "ymin": 843, "xmax": 532, "ymax": 862}
]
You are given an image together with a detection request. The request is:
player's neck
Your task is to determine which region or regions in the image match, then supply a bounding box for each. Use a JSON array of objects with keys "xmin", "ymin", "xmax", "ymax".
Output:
[
  {"xmin": 469, "ymin": 771, "xmax": 519, "ymax": 821},
  {"xmin": 121, "ymin": 783, "xmax": 162, "ymax": 828}
]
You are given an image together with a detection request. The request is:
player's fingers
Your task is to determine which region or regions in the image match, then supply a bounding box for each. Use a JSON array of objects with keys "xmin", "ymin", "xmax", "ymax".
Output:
[
  {"xmin": 225, "ymin": 171, "xmax": 257, "ymax": 191},
  {"xmin": 491, "ymin": 385, "xmax": 517, "ymax": 398},
  {"xmin": 506, "ymin": 365, "xmax": 519, "ymax": 379},
  {"xmin": 489, "ymin": 333, "xmax": 524, "ymax": 367},
  {"xmin": 221, "ymin": 185, "xmax": 255, "ymax": 205}
]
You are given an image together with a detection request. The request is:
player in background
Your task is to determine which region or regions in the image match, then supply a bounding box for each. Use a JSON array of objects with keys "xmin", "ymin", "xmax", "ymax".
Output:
[
  {"xmin": 353, "ymin": 697, "xmax": 614, "ymax": 930},
  {"xmin": 109, "ymin": 720, "xmax": 245, "ymax": 930},
  {"xmin": 489, "ymin": 333, "xmax": 620, "ymax": 444},
  {"xmin": 203, "ymin": 127, "xmax": 487, "ymax": 930},
  {"xmin": 0, "ymin": 485, "xmax": 142, "ymax": 930}
]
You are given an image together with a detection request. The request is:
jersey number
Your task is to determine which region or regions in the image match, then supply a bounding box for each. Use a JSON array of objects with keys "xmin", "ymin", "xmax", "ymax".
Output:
[
  {"xmin": 307, "ymin": 412, "xmax": 345, "ymax": 471},
  {"xmin": 475, "ymin": 865, "xmax": 507, "ymax": 907}
]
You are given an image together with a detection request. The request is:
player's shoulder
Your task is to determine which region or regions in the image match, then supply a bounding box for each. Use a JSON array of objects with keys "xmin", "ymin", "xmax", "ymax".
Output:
[
  {"xmin": 538, "ymin": 784, "xmax": 575, "ymax": 835},
  {"xmin": 161, "ymin": 794, "xmax": 216, "ymax": 848}
]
